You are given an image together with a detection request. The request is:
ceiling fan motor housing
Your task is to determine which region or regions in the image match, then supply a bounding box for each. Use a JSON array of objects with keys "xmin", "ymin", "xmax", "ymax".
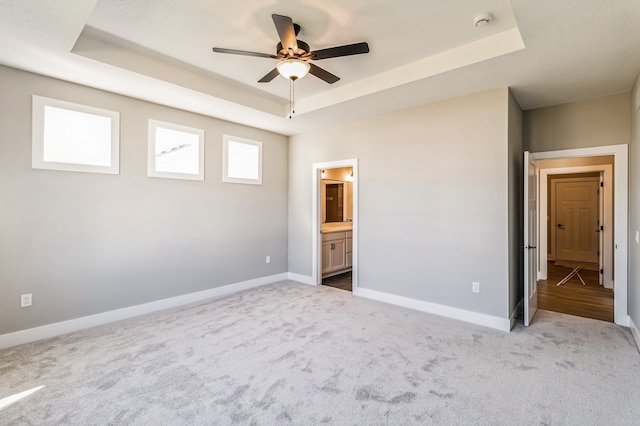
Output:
[{"xmin": 277, "ymin": 40, "xmax": 310, "ymax": 57}]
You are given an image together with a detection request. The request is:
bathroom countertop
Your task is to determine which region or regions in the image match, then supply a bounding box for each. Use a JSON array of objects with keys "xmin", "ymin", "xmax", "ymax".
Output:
[{"xmin": 321, "ymin": 223, "xmax": 353, "ymax": 233}]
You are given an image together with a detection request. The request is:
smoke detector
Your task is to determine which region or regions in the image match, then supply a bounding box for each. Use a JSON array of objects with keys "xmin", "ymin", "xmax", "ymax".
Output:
[{"xmin": 474, "ymin": 13, "xmax": 493, "ymax": 27}]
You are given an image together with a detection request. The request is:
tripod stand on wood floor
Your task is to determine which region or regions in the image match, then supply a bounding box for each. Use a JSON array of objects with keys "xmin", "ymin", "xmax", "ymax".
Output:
[{"xmin": 556, "ymin": 265, "xmax": 586, "ymax": 286}]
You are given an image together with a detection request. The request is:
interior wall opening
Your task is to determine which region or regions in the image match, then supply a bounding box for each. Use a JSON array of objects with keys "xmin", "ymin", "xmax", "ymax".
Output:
[
  {"xmin": 539, "ymin": 170, "xmax": 613, "ymax": 322},
  {"xmin": 533, "ymin": 152, "xmax": 623, "ymax": 323},
  {"xmin": 320, "ymin": 166, "xmax": 354, "ymax": 292},
  {"xmin": 311, "ymin": 159, "xmax": 358, "ymax": 293}
]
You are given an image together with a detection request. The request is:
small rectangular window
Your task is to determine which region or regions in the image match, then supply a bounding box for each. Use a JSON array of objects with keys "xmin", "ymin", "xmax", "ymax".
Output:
[
  {"xmin": 32, "ymin": 95, "xmax": 120, "ymax": 174},
  {"xmin": 223, "ymin": 135, "xmax": 262, "ymax": 185},
  {"xmin": 148, "ymin": 120, "xmax": 204, "ymax": 181}
]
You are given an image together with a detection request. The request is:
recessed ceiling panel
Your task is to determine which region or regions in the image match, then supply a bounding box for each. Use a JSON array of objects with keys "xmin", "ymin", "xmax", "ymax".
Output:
[{"xmin": 86, "ymin": 0, "xmax": 519, "ymax": 100}]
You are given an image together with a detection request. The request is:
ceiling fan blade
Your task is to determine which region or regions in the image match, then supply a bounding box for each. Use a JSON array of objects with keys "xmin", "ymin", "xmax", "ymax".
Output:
[
  {"xmin": 309, "ymin": 63, "xmax": 340, "ymax": 84},
  {"xmin": 309, "ymin": 42, "xmax": 370, "ymax": 60},
  {"xmin": 258, "ymin": 68, "xmax": 280, "ymax": 83},
  {"xmin": 272, "ymin": 14, "xmax": 298, "ymax": 54},
  {"xmin": 212, "ymin": 47, "xmax": 278, "ymax": 59}
]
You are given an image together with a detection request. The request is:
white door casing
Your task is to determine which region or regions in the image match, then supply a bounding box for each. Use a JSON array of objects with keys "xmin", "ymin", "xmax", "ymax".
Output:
[{"xmin": 598, "ymin": 172, "xmax": 604, "ymax": 286}]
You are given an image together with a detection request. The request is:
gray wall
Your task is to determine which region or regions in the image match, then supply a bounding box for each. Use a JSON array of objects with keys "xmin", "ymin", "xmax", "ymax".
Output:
[
  {"xmin": 524, "ymin": 93, "xmax": 631, "ymax": 151},
  {"xmin": 630, "ymin": 75, "xmax": 640, "ymax": 331},
  {"xmin": 0, "ymin": 66, "xmax": 289, "ymax": 335},
  {"xmin": 289, "ymin": 88, "xmax": 513, "ymax": 319},
  {"xmin": 508, "ymin": 90, "xmax": 524, "ymax": 316}
]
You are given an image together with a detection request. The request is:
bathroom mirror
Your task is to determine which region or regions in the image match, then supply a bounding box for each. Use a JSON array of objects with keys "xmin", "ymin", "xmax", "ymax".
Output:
[
  {"xmin": 322, "ymin": 179, "xmax": 353, "ymax": 223},
  {"xmin": 325, "ymin": 183, "xmax": 344, "ymax": 222}
]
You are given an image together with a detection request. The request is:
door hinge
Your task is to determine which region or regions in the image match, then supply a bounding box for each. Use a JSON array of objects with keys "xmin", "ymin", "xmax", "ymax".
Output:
[
  {"xmin": 600, "ymin": 269, "xmax": 604, "ymax": 275},
  {"xmin": 600, "ymin": 225, "xmax": 604, "ymax": 231},
  {"xmin": 597, "ymin": 251, "xmax": 600, "ymax": 257},
  {"xmin": 600, "ymin": 181, "xmax": 604, "ymax": 187}
]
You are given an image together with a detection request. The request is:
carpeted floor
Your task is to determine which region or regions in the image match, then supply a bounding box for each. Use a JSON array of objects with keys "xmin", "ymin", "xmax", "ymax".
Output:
[{"xmin": 1, "ymin": 281, "xmax": 639, "ymax": 425}]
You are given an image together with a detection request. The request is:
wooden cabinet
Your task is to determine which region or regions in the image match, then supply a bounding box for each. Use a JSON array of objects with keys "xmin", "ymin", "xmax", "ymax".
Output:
[
  {"xmin": 346, "ymin": 231, "xmax": 353, "ymax": 268},
  {"xmin": 322, "ymin": 230, "xmax": 352, "ymax": 277}
]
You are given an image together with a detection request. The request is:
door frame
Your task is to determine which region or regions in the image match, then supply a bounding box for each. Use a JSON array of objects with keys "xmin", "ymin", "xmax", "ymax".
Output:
[
  {"xmin": 546, "ymin": 171, "xmax": 610, "ymax": 287},
  {"xmin": 312, "ymin": 159, "xmax": 358, "ymax": 289},
  {"xmin": 533, "ymin": 145, "xmax": 628, "ymax": 325}
]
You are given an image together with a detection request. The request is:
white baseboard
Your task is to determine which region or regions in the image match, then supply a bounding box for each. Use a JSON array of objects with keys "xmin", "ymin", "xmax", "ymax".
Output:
[
  {"xmin": 354, "ymin": 287, "xmax": 511, "ymax": 332},
  {"xmin": 510, "ymin": 299, "xmax": 524, "ymax": 330},
  {"xmin": 616, "ymin": 314, "xmax": 630, "ymax": 327},
  {"xmin": 0, "ymin": 273, "xmax": 288, "ymax": 350},
  {"xmin": 629, "ymin": 316, "xmax": 640, "ymax": 353},
  {"xmin": 287, "ymin": 273, "xmax": 315, "ymax": 285}
]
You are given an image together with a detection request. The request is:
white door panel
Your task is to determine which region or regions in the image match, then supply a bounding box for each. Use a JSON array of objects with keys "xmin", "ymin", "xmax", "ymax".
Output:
[
  {"xmin": 555, "ymin": 180, "xmax": 599, "ymax": 263},
  {"xmin": 524, "ymin": 151, "xmax": 538, "ymax": 327}
]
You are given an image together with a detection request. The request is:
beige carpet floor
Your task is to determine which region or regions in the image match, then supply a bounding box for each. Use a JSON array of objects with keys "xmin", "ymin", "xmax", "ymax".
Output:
[{"xmin": 1, "ymin": 281, "xmax": 639, "ymax": 425}]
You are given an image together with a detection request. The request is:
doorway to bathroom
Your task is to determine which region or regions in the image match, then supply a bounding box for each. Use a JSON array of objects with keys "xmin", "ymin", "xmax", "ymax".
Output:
[{"xmin": 312, "ymin": 159, "xmax": 358, "ymax": 292}]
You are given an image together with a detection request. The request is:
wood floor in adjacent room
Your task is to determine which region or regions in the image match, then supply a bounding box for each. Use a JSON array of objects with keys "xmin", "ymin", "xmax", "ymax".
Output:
[
  {"xmin": 322, "ymin": 271, "xmax": 352, "ymax": 291},
  {"xmin": 538, "ymin": 261, "xmax": 614, "ymax": 322}
]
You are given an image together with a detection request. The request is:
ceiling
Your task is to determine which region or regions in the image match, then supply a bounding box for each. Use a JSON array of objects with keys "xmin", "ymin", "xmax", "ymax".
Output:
[{"xmin": 1, "ymin": 0, "xmax": 639, "ymax": 135}]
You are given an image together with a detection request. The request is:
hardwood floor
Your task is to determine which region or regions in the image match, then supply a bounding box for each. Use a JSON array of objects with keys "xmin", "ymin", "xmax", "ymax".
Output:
[
  {"xmin": 538, "ymin": 261, "xmax": 613, "ymax": 322},
  {"xmin": 322, "ymin": 271, "xmax": 352, "ymax": 292}
]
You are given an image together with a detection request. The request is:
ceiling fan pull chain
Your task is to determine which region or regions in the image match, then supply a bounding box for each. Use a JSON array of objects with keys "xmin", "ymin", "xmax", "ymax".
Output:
[{"xmin": 289, "ymin": 78, "xmax": 292, "ymax": 118}]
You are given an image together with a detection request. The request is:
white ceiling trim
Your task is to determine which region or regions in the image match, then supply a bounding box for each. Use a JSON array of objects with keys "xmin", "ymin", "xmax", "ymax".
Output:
[
  {"xmin": 2, "ymin": 41, "xmax": 293, "ymax": 134},
  {"xmin": 295, "ymin": 27, "xmax": 525, "ymax": 115},
  {"xmin": 71, "ymin": 27, "xmax": 286, "ymax": 117}
]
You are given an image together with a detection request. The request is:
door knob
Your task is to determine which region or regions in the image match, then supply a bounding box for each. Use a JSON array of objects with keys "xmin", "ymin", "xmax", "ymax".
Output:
[{"xmin": 557, "ymin": 224, "xmax": 565, "ymax": 229}]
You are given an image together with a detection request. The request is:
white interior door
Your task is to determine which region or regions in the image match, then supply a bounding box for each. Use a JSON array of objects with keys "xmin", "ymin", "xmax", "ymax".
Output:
[
  {"xmin": 555, "ymin": 179, "xmax": 599, "ymax": 264},
  {"xmin": 524, "ymin": 151, "xmax": 538, "ymax": 326}
]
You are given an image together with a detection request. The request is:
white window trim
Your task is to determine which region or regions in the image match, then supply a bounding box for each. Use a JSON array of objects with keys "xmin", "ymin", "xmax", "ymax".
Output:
[
  {"xmin": 147, "ymin": 119, "xmax": 205, "ymax": 181},
  {"xmin": 32, "ymin": 95, "xmax": 120, "ymax": 174},
  {"xmin": 222, "ymin": 135, "xmax": 263, "ymax": 185}
]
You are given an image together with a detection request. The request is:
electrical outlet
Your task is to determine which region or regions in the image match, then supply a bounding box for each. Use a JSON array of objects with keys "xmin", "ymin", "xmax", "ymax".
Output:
[
  {"xmin": 266, "ymin": 256, "xmax": 271, "ymax": 264},
  {"xmin": 21, "ymin": 293, "xmax": 32, "ymax": 308},
  {"xmin": 472, "ymin": 282, "xmax": 480, "ymax": 294}
]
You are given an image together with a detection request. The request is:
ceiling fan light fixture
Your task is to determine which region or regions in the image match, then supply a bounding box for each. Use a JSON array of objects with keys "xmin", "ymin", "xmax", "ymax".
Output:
[{"xmin": 277, "ymin": 59, "xmax": 310, "ymax": 80}]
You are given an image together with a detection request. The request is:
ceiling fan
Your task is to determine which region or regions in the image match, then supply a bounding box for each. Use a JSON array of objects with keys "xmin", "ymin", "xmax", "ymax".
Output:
[{"xmin": 212, "ymin": 14, "xmax": 370, "ymax": 84}]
